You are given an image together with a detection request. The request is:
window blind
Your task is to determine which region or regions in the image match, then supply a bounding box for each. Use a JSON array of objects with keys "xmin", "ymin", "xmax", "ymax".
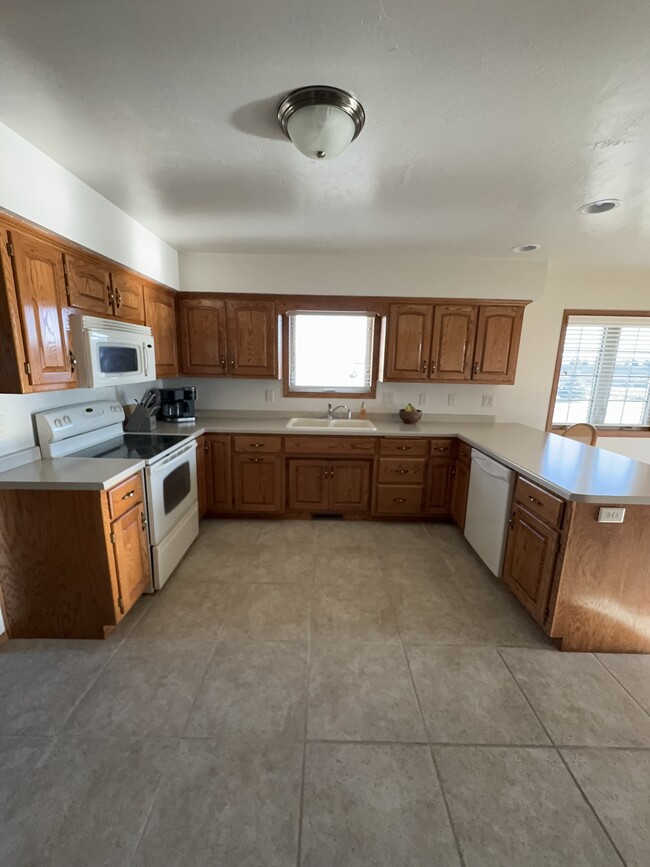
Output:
[{"xmin": 552, "ymin": 315, "xmax": 650, "ymax": 427}]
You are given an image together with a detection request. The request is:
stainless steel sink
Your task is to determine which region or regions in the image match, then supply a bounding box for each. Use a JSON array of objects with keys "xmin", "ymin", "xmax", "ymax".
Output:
[{"xmin": 285, "ymin": 417, "xmax": 377, "ymax": 432}]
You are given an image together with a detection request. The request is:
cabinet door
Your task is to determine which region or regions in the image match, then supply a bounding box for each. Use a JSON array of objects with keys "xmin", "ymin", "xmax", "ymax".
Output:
[
  {"xmin": 178, "ymin": 297, "xmax": 228, "ymax": 375},
  {"xmin": 233, "ymin": 453, "xmax": 282, "ymax": 513},
  {"xmin": 111, "ymin": 504, "xmax": 151, "ymax": 616},
  {"xmin": 384, "ymin": 304, "xmax": 433, "ymax": 380},
  {"xmin": 9, "ymin": 231, "xmax": 77, "ymax": 389},
  {"xmin": 287, "ymin": 460, "xmax": 329, "ymax": 511},
  {"xmin": 449, "ymin": 460, "xmax": 470, "ymax": 529},
  {"xmin": 196, "ymin": 435, "xmax": 208, "ymax": 518},
  {"xmin": 425, "ymin": 459, "xmax": 454, "ymax": 515},
  {"xmin": 226, "ymin": 299, "xmax": 277, "ymax": 378},
  {"xmin": 144, "ymin": 284, "xmax": 178, "ymax": 376},
  {"xmin": 472, "ymin": 305, "xmax": 524, "ymax": 383},
  {"xmin": 502, "ymin": 504, "xmax": 558, "ymax": 625},
  {"xmin": 430, "ymin": 305, "xmax": 477, "ymax": 381},
  {"xmin": 110, "ymin": 272, "xmax": 145, "ymax": 323},
  {"xmin": 329, "ymin": 460, "xmax": 371, "ymax": 512},
  {"xmin": 207, "ymin": 435, "xmax": 232, "ymax": 511},
  {"xmin": 63, "ymin": 253, "xmax": 112, "ymax": 315}
]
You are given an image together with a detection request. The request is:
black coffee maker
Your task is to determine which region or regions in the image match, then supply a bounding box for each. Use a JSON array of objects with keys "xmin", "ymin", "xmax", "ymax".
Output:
[{"xmin": 159, "ymin": 387, "xmax": 197, "ymax": 423}]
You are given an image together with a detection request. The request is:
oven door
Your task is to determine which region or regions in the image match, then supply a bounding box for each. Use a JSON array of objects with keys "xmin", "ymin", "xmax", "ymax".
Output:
[
  {"xmin": 82, "ymin": 325, "xmax": 156, "ymax": 388},
  {"xmin": 145, "ymin": 441, "xmax": 198, "ymax": 546}
]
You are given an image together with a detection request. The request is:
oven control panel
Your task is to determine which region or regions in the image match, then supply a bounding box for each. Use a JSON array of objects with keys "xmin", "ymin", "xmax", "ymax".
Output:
[{"xmin": 35, "ymin": 401, "xmax": 126, "ymax": 458}]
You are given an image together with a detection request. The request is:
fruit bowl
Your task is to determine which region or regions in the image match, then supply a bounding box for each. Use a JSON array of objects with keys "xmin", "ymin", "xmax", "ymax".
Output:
[{"xmin": 399, "ymin": 408, "xmax": 422, "ymax": 425}]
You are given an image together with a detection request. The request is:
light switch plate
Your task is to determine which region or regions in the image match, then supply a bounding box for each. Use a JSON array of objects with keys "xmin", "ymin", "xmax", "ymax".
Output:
[
  {"xmin": 448, "ymin": 393, "xmax": 457, "ymax": 406},
  {"xmin": 482, "ymin": 394, "xmax": 495, "ymax": 407},
  {"xmin": 418, "ymin": 393, "xmax": 428, "ymax": 406},
  {"xmin": 382, "ymin": 392, "xmax": 395, "ymax": 405},
  {"xmin": 598, "ymin": 507, "xmax": 625, "ymax": 523}
]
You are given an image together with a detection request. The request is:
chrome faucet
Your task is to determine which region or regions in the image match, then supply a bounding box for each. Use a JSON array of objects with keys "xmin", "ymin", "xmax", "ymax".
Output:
[{"xmin": 327, "ymin": 402, "xmax": 352, "ymax": 419}]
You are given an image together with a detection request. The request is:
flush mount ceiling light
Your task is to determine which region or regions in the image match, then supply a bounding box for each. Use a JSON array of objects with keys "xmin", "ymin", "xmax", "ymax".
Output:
[
  {"xmin": 512, "ymin": 244, "xmax": 541, "ymax": 253},
  {"xmin": 579, "ymin": 199, "xmax": 621, "ymax": 214},
  {"xmin": 278, "ymin": 85, "xmax": 365, "ymax": 161}
]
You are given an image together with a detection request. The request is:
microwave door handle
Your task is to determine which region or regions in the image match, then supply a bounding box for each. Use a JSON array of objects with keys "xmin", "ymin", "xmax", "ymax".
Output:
[{"xmin": 143, "ymin": 342, "xmax": 149, "ymax": 378}]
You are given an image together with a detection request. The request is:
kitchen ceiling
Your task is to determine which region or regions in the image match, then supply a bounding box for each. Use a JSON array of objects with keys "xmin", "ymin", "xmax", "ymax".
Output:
[{"xmin": 1, "ymin": 0, "xmax": 650, "ymax": 264}]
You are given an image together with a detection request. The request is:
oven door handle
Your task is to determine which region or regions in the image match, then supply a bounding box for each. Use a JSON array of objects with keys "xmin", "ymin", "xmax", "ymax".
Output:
[{"xmin": 154, "ymin": 441, "xmax": 197, "ymax": 469}]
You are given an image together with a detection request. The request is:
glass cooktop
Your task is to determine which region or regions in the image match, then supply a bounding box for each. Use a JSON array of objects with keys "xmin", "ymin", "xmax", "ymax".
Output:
[{"xmin": 70, "ymin": 434, "xmax": 188, "ymax": 461}]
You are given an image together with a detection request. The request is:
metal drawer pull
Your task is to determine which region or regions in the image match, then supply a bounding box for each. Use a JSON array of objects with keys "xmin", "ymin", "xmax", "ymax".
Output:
[
  {"xmin": 251, "ymin": 443, "xmax": 264, "ymax": 448},
  {"xmin": 393, "ymin": 497, "xmax": 407, "ymax": 503},
  {"xmin": 528, "ymin": 494, "xmax": 544, "ymax": 507},
  {"xmin": 250, "ymin": 457, "xmax": 263, "ymax": 463},
  {"xmin": 398, "ymin": 469, "xmax": 408, "ymax": 474},
  {"xmin": 121, "ymin": 490, "xmax": 135, "ymax": 500},
  {"xmin": 397, "ymin": 446, "xmax": 410, "ymax": 451}
]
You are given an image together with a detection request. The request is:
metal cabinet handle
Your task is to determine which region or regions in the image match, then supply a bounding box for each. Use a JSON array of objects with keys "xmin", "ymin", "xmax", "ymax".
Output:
[
  {"xmin": 220, "ymin": 356, "xmax": 226, "ymax": 369},
  {"xmin": 250, "ymin": 457, "xmax": 263, "ymax": 463},
  {"xmin": 324, "ymin": 468, "xmax": 329, "ymax": 479},
  {"xmin": 107, "ymin": 288, "xmax": 114, "ymax": 305},
  {"xmin": 396, "ymin": 446, "xmax": 410, "ymax": 451},
  {"xmin": 141, "ymin": 512, "xmax": 148, "ymax": 532},
  {"xmin": 393, "ymin": 497, "xmax": 406, "ymax": 503},
  {"xmin": 115, "ymin": 290, "xmax": 122, "ymax": 308},
  {"xmin": 230, "ymin": 358, "xmax": 235, "ymax": 368},
  {"xmin": 422, "ymin": 360, "xmax": 427, "ymax": 372},
  {"xmin": 473, "ymin": 361, "xmax": 479, "ymax": 375},
  {"xmin": 509, "ymin": 512, "xmax": 515, "ymax": 528},
  {"xmin": 430, "ymin": 359, "xmax": 437, "ymax": 373},
  {"xmin": 398, "ymin": 469, "xmax": 408, "ymax": 475},
  {"xmin": 251, "ymin": 443, "xmax": 264, "ymax": 448},
  {"xmin": 121, "ymin": 490, "xmax": 135, "ymax": 500},
  {"xmin": 528, "ymin": 494, "xmax": 544, "ymax": 507},
  {"xmin": 69, "ymin": 351, "xmax": 77, "ymax": 372}
]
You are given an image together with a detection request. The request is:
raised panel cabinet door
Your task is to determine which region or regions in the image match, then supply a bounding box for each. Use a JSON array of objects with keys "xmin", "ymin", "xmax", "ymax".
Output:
[
  {"xmin": 425, "ymin": 459, "xmax": 454, "ymax": 515},
  {"xmin": 207, "ymin": 435, "xmax": 232, "ymax": 511},
  {"xmin": 430, "ymin": 305, "xmax": 478, "ymax": 381},
  {"xmin": 178, "ymin": 297, "xmax": 228, "ymax": 375},
  {"xmin": 196, "ymin": 435, "xmax": 208, "ymax": 518},
  {"xmin": 225, "ymin": 299, "xmax": 277, "ymax": 377},
  {"xmin": 472, "ymin": 305, "xmax": 524, "ymax": 383},
  {"xmin": 233, "ymin": 453, "xmax": 283, "ymax": 513},
  {"xmin": 110, "ymin": 272, "xmax": 145, "ymax": 323},
  {"xmin": 329, "ymin": 460, "xmax": 372, "ymax": 512},
  {"xmin": 111, "ymin": 504, "xmax": 151, "ymax": 616},
  {"xmin": 63, "ymin": 253, "xmax": 112, "ymax": 315},
  {"xmin": 502, "ymin": 504, "xmax": 558, "ymax": 625},
  {"xmin": 9, "ymin": 231, "xmax": 77, "ymax": 389},
  {"xmin": 144, "ymin": 284, "xmax": 178, "ymax": 376},
  {"xmin": 384, "ymin": 304, "xmax": 433, "ymax": 380},
  {"xmin": 450, "ymin": 460, "xmax": 471, "ymax": 529},
  {"xmin": 287, "ymin": 460, "xmax": 330, "ymax": 511}
]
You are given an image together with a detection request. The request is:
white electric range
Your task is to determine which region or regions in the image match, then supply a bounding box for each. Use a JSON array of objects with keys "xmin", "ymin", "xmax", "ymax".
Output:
[{"xmin": 35, "ymin": 400, "xmax": 199, "ymax": 589}]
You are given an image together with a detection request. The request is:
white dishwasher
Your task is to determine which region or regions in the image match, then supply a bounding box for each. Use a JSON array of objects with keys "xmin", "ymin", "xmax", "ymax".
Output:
[{"xmin": 463, "ymin": 449, "xmax": 515, "ymax": 577}]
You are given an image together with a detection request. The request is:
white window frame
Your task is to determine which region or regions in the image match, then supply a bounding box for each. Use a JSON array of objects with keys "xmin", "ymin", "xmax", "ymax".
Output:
[{"xmin": 548, "ymin": 310, "xmax": 650, "ymax": 434}]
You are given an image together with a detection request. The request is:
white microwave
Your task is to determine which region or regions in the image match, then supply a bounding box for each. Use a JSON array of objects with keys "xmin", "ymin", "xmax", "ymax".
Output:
[{"xmin": 70, "ymin": 315, "xmax": 157, "ymax": 388}]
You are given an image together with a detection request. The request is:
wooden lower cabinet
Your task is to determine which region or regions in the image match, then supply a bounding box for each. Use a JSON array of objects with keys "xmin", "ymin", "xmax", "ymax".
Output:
[
  {"xmin": 287, "ymin": 458, "xmax": 371, "ymax": 513},
  {"xmin": 206, "ymin": 435, "xmax": 232, "ymax": 512},
  {"xmin": 196, "ymin": 435, "xmax": 208, "ymax": 518},
  {"xmin": 425, "ymin": 460, "xmax": 454, "ymax": 515},
  {"xmin": 449, "ymin": 460, "xmax": 470, "ymax": 529},
  {"xmin": 110, "ymin": 502, "xmax": 151, "ymax": 614},
  {"xmin": 502, "ymin": 503, "xmax": 558, "ymax": 625},
  {"xmin": 233, "ymin": 453, "xmax": 283, "ymax": 512}
]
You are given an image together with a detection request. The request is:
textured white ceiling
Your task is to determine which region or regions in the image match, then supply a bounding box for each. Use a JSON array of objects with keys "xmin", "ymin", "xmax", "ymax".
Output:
[{"xmin": 1, "ymin": 0, "xmax": 650, "ymax": 264}]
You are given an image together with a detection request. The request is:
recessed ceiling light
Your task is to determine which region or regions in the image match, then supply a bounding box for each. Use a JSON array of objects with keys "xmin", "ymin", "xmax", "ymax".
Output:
[
  {"xmin": 511, "ymin": 244, "xmax": 540, "ymax": 253},
  {"xmin": 579, "ymin": 199, "xmax": 621, "ymax": 214}
]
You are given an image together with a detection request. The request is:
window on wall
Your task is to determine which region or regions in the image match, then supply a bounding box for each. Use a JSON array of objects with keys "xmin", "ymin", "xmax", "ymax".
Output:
[
  {"xmin": 549, "ymin": 313, "xmax": 650, "ymax": 431},
  {"xmin": 285, "ymin": 311, "xmax": 379, "ymax": 397}
]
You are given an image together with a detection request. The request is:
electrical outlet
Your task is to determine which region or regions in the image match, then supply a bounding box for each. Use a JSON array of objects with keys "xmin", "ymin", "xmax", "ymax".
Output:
[
  {"xmin": 482, "ymin": 394, "xmax": 495, "ymax": 408},
  {"xmin": 418, "ymin": 393, "xmax": 428, "ymax": 406},
  {"xmin": 448, "ymin": 393, "xmax": 456, "ymax": 406},
  {"xmin": 382, "ymin": 391, "xmax": 395, "ymax": 406},
  {"xmin": 598, "ymin": 508, "xmax": 626, "ymax": 523},
  {"xmin": 264, "ymin": 389, "xmax": 276, "ymax": 404}
]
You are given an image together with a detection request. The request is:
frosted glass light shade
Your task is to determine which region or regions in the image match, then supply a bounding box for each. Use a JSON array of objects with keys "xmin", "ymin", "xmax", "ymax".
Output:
[{"xmin": 286, "ymin": 104, "xmax": 356, "ymax": 160}]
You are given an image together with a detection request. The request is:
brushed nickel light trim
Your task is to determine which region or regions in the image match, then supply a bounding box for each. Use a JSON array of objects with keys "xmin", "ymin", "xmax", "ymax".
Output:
[
  {"xmin": 278, "ymin": 86, "xmax": 366, "ymax": 143},
  {"xmin": 512, "ymin": 244, "xmax": 541, "ymax": 252}
]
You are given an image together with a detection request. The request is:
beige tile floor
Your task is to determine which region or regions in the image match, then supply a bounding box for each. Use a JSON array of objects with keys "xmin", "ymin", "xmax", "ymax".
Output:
[{"xmin": 1, "ymin": 519, "xmax": 650, "ymax": 865}]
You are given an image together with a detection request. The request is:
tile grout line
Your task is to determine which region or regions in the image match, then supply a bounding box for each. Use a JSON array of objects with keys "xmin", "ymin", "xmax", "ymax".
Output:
[
  {"xmin": 295, "ymin": 553, "xmax": 315, "ymax": 867},
  {"xmin": 592, "ymin": 653, "xmax": 650, "ymax": 722},
  {"xmin": 392, "ymin": 531, "xmax": 468, "ymax": 867},
  {"xmin": 497, "ymin": 648, "xmax": 628, "ymax": 867},
  {"xmin": 57, "ymin": 641, "xmax": 124, "ymax": 734}
]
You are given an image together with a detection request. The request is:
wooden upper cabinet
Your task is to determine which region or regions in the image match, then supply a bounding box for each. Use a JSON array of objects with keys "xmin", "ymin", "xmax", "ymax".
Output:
[
  {"xmin": 472, "ymin": 305, "xmax": 524, "ymax": 383},
  {"xmin": 9, "ymin": 231, "xmax": 77, "ymax": 389},
  {"xmin": 144, "ymin": 284, "xmax": 178, "ymax": 377},
  {"xmin": 63, "ymin": 253, "xmax": 112, "ymax": 315},
  {"xmin": 430, "ymin": 305, "xmax": 477, "ymax": 381},
  {"xmin": 384, "ymin": 304, "xmax": 433, "ymax": 381},
  {"xmin": 226, "ymin": 299, "xmax": 277, "ymax": 377},
  {"xmin": 110, "ymin": 271, "xmax": 145, "ymax": 323},
  {"xmin": 178, "ymin": 297, "xmax": 228, "ymax": 376}
]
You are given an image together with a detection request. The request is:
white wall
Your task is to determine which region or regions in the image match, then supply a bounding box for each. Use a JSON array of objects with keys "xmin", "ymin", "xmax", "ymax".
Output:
[
  {"xmin": 0, "ymin": 122, "xmax": 179, "ymax": 288},
  {"xmin": 176, "ymin": 253, "xmax": 650, "ymax": 463},
  {"xmin": 180, "ymin": 251, "xmax": 548, "ymax": 301}
]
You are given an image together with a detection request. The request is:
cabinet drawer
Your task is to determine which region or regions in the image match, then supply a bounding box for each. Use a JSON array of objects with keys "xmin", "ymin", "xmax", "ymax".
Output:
[
  {"xmin": 285, "ymin": 436, "xmax": 376, "ymax": 456},
  {"xmin": 108, "ymin": 472, "xmax": 144, "ymax": 520},
  {"xmin": 378, "ymin": 458, "xmax": 426, "ymax": 485},
  {"xmin": 429, "ymin": 438, "xmax": 455, "ymax": 457},
  {"xmin": 514, "ymin": 476, "xmax": 565, "ymax": 528},
  {"xmin": 379, "ymin": 438, "xmax": 427, "ymax": 456},
  {"xmin": 457, "ymin": 441, "xmax": 471, "ymax": 466},
  {"xmin": 375, "ymin": 485, "xmax": 424, "ymax": 515},
  {"xmin": 232, "ymin": 435, "xmax": 282, "ymax": 453}
]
